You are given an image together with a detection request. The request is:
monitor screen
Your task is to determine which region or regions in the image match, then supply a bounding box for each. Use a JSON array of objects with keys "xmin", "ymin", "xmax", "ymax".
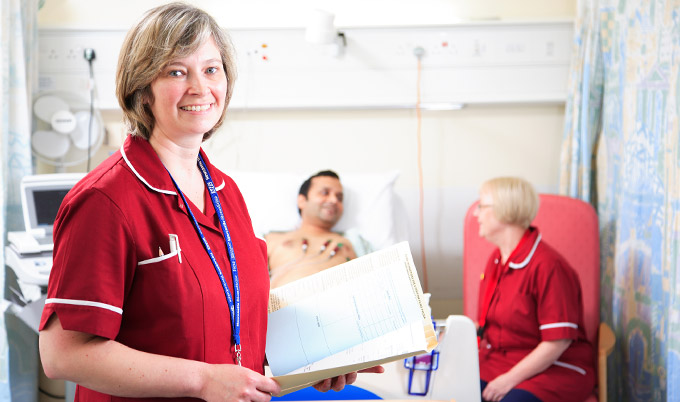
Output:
[
  {"xmin": 21, "ymin": 173, "xmax": 85, "ymax": 234},
  {"xmin": 33, "ymin": 189, "xmax": 71, "ymax": 226}
]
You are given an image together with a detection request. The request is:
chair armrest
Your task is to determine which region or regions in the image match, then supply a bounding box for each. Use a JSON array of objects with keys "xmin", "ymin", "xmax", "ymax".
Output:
[
  {"xmin": 599, "ymin": 322, "xmax": 615, "ymax": 356},
  {"xmin": 598, "ymin": 322, "xmax": 616, "ymax": 402}
]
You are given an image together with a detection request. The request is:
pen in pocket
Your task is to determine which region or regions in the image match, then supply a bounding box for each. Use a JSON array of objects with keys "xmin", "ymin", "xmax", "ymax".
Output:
[{"xmin": 169, "ymin": 234, "xmax": 182, "ymax": 263}]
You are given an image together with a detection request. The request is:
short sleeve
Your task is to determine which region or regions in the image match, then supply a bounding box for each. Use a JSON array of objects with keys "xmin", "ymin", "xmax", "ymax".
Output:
[
  {"xmin": 39, "ymin": 188, "xmax": 136, "ymax": 339},
  {"xmin": 535, "ymin": 257, "xmax": 582, "ymax": 341}
]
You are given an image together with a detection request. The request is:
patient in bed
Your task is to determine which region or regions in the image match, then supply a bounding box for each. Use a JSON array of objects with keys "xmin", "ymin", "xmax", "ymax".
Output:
[{"xmin": 265, "ymin": 170, "xmax": 373, "ymax": 288}]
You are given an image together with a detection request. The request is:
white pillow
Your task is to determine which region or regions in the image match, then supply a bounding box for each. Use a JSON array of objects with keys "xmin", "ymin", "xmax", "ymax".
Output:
[{"xmin": 227, "ymin": 170, "xmax": 405, "ymax": 251}]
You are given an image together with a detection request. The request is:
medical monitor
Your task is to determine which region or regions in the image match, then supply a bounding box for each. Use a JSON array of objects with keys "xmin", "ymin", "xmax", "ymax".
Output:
[{"xmin": 21, "ymin": 173, "xmax": 84, "ymax": 235}]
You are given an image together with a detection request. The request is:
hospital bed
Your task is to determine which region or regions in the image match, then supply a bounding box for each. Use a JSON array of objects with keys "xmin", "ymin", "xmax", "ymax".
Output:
[{"xmin": 229, "ymin": 171, "xmax": 481, "ymax": 402}]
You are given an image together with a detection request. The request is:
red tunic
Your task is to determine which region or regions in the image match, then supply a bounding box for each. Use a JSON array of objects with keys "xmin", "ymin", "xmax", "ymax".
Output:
[
  {"xmin": 477, "ymin": 227, "xmax": 595, "ymax": 402},
  {"xmin": 39, "ymin": 135, "xmax": 270, "ymax": 401}
]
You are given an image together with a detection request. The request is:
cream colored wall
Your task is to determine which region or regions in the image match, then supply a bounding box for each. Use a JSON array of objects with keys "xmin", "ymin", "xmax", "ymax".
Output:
[
  {"xmin": 39, "ymin": 0, "xmax": 574, "ymax": 28},
  {"xmin": 39, "ymin": 0, "xmax": 576, "ymax": 319}
]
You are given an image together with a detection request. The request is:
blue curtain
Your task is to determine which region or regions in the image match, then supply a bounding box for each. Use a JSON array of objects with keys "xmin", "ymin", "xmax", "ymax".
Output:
[
  {"xmin": 561, "ymin": 0, "xmax": 680, "ymax": 401},
  {"xmin": 1, "ymin": 0, "xmax": 40, "ymax": 400}
]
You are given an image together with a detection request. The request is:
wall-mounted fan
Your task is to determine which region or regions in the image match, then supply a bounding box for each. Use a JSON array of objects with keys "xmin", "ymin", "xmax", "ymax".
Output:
[{"xmin": 31, "ymin": 91, "xmax": 104, "ymax": 169}]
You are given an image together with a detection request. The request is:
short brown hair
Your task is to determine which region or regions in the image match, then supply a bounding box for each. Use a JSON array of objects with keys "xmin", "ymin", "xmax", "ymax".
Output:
[
  {"xmin": 115, "ymin": 2, "xmax": 236, "ymax": 140},
  {"xmin": 481, "ymin": 177, "xmax": 539, "ymax": 229}
]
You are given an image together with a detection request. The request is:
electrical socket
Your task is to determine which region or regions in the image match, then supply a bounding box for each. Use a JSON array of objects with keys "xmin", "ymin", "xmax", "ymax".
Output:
[{"xmin": 65, "ymin": 48, "xmax": 80, "ymax": 61}]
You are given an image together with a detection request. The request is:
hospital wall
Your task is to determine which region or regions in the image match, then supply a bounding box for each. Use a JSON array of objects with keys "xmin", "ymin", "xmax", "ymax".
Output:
[{"xmin": 38, "ymin": 0, "xmax": 576, "ymax": 318}]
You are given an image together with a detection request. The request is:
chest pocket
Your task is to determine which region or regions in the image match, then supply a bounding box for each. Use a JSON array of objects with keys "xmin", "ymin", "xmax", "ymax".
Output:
[
  {"xmin": 134, "ymin": 233, "xmax": 196, "ymax": 310},
  {"xmin": 122, "ymin": 233, "xmax": 205, "ymax": 358},
  {"xmin": 138, "ymin": 233, "xmax": 182, "ymax": 266}
]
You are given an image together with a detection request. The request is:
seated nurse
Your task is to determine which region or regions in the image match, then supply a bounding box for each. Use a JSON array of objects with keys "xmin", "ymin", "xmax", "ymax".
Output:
[{"xmin": 474, "ymin": 177, "xmax": 595, "ymax": 402}]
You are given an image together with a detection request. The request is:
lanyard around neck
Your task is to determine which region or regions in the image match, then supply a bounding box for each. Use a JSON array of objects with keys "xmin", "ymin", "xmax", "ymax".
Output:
[{"xmin": 166, "ymin": 153, "xmax": 242, "ymax": 365}]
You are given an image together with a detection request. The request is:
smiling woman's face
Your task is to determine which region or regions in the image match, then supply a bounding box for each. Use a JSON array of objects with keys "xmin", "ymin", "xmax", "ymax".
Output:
[{"xmin": 149, "ymin": 37, "xmax": 227, "ymax": 142}]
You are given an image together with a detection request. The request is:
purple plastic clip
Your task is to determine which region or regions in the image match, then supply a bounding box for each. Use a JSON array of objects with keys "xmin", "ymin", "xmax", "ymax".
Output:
[{"xmin": 403, "ymin": 321, "xmax": 440, "ymax": 396}]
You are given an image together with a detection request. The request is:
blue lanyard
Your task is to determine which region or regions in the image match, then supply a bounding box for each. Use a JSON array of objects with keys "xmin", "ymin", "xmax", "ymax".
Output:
[{"xmin": 166, "ymin": 153, "xmax": 241, "ymax": 366}]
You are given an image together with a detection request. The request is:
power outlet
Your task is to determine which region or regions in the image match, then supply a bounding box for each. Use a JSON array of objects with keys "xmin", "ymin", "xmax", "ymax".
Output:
[
  {"xmin": 39, "ymin": 38, "xmax": 91, "ymax": 72},
  {"xmin": 44, "ymin": 48, "xmax": 59, "ymax": 61},
  {"xmin": 65, "ymin": 47, "xmax": 81, "ymax": 61}
]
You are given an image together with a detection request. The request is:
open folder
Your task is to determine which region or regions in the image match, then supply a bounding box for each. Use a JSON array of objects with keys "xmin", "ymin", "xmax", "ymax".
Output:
[{"xmin": 266, "ymin": 241, "xmax": 438, "ymax": 396}]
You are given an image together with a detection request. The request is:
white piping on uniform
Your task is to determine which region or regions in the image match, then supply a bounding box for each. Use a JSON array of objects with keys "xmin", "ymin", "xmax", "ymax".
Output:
[
  {"xmin": 120, "ymin": 143, "xmax": 225, "ymax": 194},
  {"xmin": 138, "ymin": 251, "xmax": 180, "ymax": 266},
  {"xmin": 45, "ymin": 298, "xmax": 123, "ymax": 315},
  {"xmin": 509, "ymin": 233, "xmax": 542, "ymax": 269},
  {"xmin": 120, "ymin": 143, "xmax": 176, "ymax": 195},
  {"xmin": 553, "ymin": 360, "xmax": 586, "ymax": 375},
  {"xmin": 540, "ymin": 322, "xmax": 578, "ymax": 330}
]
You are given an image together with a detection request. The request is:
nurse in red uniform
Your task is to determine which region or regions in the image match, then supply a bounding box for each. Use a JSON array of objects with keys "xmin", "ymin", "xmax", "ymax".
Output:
[
  {"xmin": 474, "ymin": 177, "xmax": 595, "ymax": 402},
  {"xmin": 37, "ymin": 3, "xmax": 374, "ymax": 401}
]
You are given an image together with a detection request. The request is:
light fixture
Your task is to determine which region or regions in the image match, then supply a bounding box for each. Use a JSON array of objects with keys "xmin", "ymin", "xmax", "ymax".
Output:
[{"xmin": 305, "ymin": 9, "xmax": 346, "ymax": 57}]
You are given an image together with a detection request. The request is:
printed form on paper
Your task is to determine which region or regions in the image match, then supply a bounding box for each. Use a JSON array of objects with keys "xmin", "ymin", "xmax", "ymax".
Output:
[{"xmin": 265, "ymin": 241, "xmax": 437, "ymax": 396}]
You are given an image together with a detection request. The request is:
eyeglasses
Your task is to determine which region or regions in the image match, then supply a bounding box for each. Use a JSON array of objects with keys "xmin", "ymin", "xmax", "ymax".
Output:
[{"xmin": 476, "ymin": 203, "xmax": 493, "ymax": 210}]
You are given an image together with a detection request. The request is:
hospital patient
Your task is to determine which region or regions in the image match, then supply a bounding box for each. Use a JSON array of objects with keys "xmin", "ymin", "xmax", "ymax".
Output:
[{"xmin": 266, "ymin": 170, "xmax": 372, "ymax": 288}]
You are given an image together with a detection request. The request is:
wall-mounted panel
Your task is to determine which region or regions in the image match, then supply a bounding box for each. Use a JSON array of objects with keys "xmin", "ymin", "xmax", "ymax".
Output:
[{"xmin": 38, "ymin": 21, "xmax": 573, "ymax": 110}]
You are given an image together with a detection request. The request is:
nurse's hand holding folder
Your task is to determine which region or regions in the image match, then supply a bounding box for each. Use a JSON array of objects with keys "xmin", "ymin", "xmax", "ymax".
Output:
[
  {"xmin": 313, "ymin": 367, "xmax": 385, "ymax": 393},
  {"xmin": 37, "ymin": 3, "xmax": 375, "ymax": 401}
]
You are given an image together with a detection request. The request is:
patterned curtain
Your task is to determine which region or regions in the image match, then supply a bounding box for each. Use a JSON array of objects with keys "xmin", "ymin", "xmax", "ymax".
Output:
[
  {"xmin": 0, "ymin": 0, "xmax": 40, "ymax": 400},
  {"xmin": 561, "ymin": 0, "xmax": 680, "ymax": 401}
]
